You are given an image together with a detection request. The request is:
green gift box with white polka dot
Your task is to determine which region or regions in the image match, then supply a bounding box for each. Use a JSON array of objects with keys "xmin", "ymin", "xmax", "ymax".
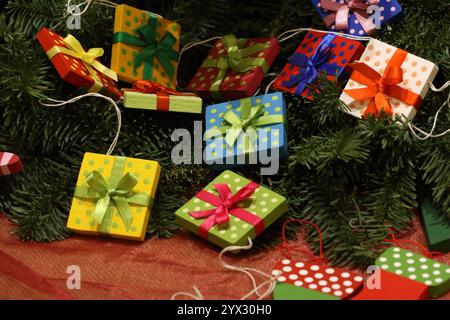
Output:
[
  {"xmin": 375, "ymin": 247, "xmax": 450, "ymax": 298},
  {"xmin": 175, "ymin": 170, "xmax": 288, "ymax": 248},
  {"xmin": 204, "ymin": 92, "xmax": 287, "ymax": 170}
]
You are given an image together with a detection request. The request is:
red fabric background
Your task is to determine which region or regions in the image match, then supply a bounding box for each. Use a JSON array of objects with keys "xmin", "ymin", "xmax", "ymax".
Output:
[{"xmin": 0, "ymin": 214, "xmax": 448, "ymax": 300}]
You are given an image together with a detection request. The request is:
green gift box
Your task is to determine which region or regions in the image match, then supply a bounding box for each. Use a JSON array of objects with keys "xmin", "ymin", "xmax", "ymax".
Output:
[
  {"xmin": 175, "ymin": 170, "xmax": 288, "ymax": 248},
  {"xmin": 420, "ymin": 199, "xmax": 450, "ymax": 253}
]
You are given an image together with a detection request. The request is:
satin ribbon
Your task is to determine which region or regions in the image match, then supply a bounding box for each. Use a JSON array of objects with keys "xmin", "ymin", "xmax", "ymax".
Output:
[
  {"xmin": 189, "ymin": 182, "xmax": 265, "ymax": 239},
  {"xmin": 74, "ymin": 158, "xmax": 152, "ymax": 232},
  {"xmin": 344, "ymin": 48, "xmax": 423, "ymax": 117},
  {"xmin": 125, "ymin": 80, "xmax": 197, "ymax": 112},
  {"xmin": 201, "ymin": 35, "xmax": 270, "ymax": 98},
  {"xmin": 112, "ymin": 16, "xmax": 179, "ymax": 81},
  {"xmin": 281, "ymin": 34, "xmax": 341, "ymax": 95},
  {"xmin": 320, "ymin": 0, "xmax": 378, "ymax": 34},
  {"xmin": 46, "ymin": 34, "xmax": 118, "ymax": 93},
  {"xmin": 204, "ymin": 98, "xmax": 285, "ymax": 153}
]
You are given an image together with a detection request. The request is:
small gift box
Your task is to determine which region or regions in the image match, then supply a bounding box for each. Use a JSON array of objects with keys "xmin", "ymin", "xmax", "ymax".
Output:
[
  {"xmin": 272, "ymin": 259, "xmax": 364, "ymax": 300},
  {"xmin": 204, "ymin": 93, "xmax": 287, "ymax": 169},
  {"xmin": 111, "ymin": 4, "xmax": 180, "ymax": 87},
  {"xmin": 67, "ymin": 152, "xmax": 161, "ymax": 241},
  {"xmin": 186, "ymin": 35, "xmax": 280, "ymax": 100},
  {"xmin": 273, "ymin": 31, "xmax": 364, "ymax": 98},
  {"xmin": 375, "ymin": 247, "xmax": 450, "ymax": 298},
  {"xmin": 123, "ymin": 80, "xmax": 202, "ymax": 113},
  {"xmin": 310, "ymin": 0, "xmax": 403, "ymax": 36},
  {"xmin": 0, "ymin": 152, "xmax": 23, "ymax": 176},
  {"xmin": 36, "ymin": 28, "xmax": 121, "ymax": 101},
  {"xmin": 420, "ymin": 200, "xmax": 450, "ymax": 253},
  {"xmin": 175, "ymin": 170, "xmax": 288, "ymax": 248},
  {"xmin": 340, "ymin": 39, "xmax": 439, "ymax": 120}
]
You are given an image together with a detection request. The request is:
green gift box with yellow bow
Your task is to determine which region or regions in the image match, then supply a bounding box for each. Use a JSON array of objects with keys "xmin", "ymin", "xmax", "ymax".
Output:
[
  {"xmin": 111, "ymin": 4, "xmax": 180, "ymax": 87},
  {"xmin": 67, "ymin": 152, "xmax": 161, "ymax": 241},
  {"xmin": 186, "ymin": 35, "xmax": 280, "ymax": 100},
  {"xmin": 204, "ymin": 93, "xmax": 287, "ymax": 169}
]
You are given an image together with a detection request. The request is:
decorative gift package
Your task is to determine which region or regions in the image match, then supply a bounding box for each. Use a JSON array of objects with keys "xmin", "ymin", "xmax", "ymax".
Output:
[
  {"xmin": 273, "ymin": 31, "xmax": 365, "ymax": 98},
  {"xmin": 204, "ymin": 93, "xmax": 287, "ymax": 170},
  {"xmin": 175, "ymin": 170, "xmax": 288, "ymax": 248},
  {"xmin": 375, "ymin": 247, "xmax": 450, "ymax": 298},
  {"xmin": 310, "ymin": 0, "xmax": 403, "ymax": 36},
  {"xmin": 340, "ymin": 39, "xmax": 439, "ymax": 120},
  {"xmin": 67, "ymin": 152, "xmax": 161, "ymax": 241},
  {"xmin": 36, "ymin": 28, "xmax": 121, "ymax": 101},
  {"xmin": 186, "ymin": 35, "xmax": 280, "ymax": 100},
  {"xmin": 420, "ymin": 200, "xmax": 450, "ymax": 253},
  {"xmin": 111, "ymin": 4, "xmax": 180, "ymax": 87},
  {"xmin": 123, "ymin": 80, "xmax": 202, "ymax": 113},
  {"xmin": 0, "ymin": 152, "xmax": 23, "ymax": 176},
  {"xmin": 272, "ymin": 259, "xmax": 364, "ymax": 300}
]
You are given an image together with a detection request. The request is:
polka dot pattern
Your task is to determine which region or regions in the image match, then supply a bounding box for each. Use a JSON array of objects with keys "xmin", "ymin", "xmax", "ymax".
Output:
[
  {"xmin": 204, "ymin": 93, "xmax": 288, "ymax": 166},
  {"xmin": 311, "ymin": 0, "xmax": 403, "ymax": 36},
  {"xmin": 273, "ymin": 30, "xmax": 364, "ymax": 98},
  {"xmin": 37, "ymin": 28, "xmax": 121, "ymax": 101},
  {"xmin": 375, "ymin": 247, "xmax": 450, "ymax": 296},
  {"xmin": 111, "ymin": 4, "xmax": 180, "ymax": 86},
  {"xmin": 272, "ymin": 259, "xmax": 363, "ymax": 299},
  {"xmin": 67, "ymin": 152, "xmax": 160, "ymax": 241},
  {"xmin": 186, "ymin": 37, "xmax": 279, "ymax": 100},
  {"xmin": 340, "ymin": 38, "xmax": 439, "ymax": 121},
  {"xmin": 175, "ymin": 170, "xmax": 287, "ymax": 248}
]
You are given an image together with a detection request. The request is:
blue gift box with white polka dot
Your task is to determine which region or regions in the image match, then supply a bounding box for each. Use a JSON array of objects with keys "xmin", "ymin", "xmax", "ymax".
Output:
[
  {"xmin": 310, "ymin": 0, "xmax": 403, "ymax": 36},
  {"xmin": 204, "ymin": 92, "xmax": 287, "ymax": 170}
]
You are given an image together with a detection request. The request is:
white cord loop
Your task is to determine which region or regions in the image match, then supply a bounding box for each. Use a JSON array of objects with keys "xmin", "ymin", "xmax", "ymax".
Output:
[
  {"xmin": 171, "ymin": 286, "xmax": 204, "ymax": 300},
  {"xmin": 40, "ymin": 93, "xmax": 122, "ymax": 155},
  {"xmin": 66, "ymin": 0, "xmax": 118, "ymax": 16}
]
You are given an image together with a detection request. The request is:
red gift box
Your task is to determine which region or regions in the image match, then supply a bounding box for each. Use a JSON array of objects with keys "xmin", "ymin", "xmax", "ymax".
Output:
[
  {"xmin": 273, "ymin": 31, "xmax": 364, "ymax": 99},
  {"xmin": 0, "ymin": 152, "xmax": 23, "ymax": 176},
  {"xmin": 36, "ymin": 28, "xmax": 122, "ymax": 101},
  {"xmin": 186, "ymin": 35, "xmax": 280, "ymax": 100}
]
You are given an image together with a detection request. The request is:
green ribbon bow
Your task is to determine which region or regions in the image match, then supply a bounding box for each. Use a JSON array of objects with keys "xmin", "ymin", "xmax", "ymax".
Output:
[
  {"xmin": 113, "ymin": 15, "xmax": 179, "ymax": 81},
  {"xmin": 202, "ymin": 35, "xmax": 270, "ymax": 98},
  {"xmin": 205, "ymin": 98, "xmax": 285, "ymax": 153},
  {"xmin": 74, "ymin": 170, "xmax": 152, "ymax": 232}
]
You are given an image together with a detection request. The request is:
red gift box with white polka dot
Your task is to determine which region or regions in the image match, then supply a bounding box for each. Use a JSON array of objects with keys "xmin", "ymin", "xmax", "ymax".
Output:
[
  {"xmin": 272, "ymin": 259, "xmax": 364, "ymax": 299},
  {"xmin": 273, "ymin": 31, "xmax": 364, "ymax": 99},
  {"xmin": 36, "ymin": 28, "xmax": 122, "ymax": 101},
  {"xmin": 185, "ymin": 37, "xmax": 280, "ymax": 100}
]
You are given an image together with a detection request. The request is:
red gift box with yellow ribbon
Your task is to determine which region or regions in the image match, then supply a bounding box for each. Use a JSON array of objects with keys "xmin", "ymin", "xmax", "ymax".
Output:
[
  {"xmin": 185, "ymin": 35, "xmax": 280, "ymax": 101},
  {"xmin": 36, "ymin": 28, "xmax": 122, "ymax": 101},
  {"xmin": 340, "ymin": 39, "xmax": 439, "ymax": 120}
]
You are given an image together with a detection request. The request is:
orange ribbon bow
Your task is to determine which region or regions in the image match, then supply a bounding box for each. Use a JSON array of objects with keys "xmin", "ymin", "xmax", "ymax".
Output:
[
  {"xmin": 344, "ymin": 49, "xmax": 423, "ymax": 118},
  {"xmin": 128, "ymin": 80, "xmax": 196, "ymax": 111}
]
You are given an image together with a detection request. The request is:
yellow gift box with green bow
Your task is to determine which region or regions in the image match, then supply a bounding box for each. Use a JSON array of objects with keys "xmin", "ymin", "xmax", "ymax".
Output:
[
  {"xmin": 111, "ymin": 4, "xmax": 180, "ymax": 87},
  {"xmin": 67, "ymin": 152, "xmax": 161, "ymax": 241}
]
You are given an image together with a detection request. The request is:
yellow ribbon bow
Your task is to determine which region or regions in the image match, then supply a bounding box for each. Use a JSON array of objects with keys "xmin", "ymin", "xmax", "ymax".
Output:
[{"xmin": 46, "ymin": 34, "xmax": 118, "ymax": 92}]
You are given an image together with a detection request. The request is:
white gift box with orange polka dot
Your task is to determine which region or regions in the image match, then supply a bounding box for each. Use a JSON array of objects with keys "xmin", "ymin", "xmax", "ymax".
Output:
[{"xmin": 339, "ymin": 39, "xmax": 439, "ymax": 120}]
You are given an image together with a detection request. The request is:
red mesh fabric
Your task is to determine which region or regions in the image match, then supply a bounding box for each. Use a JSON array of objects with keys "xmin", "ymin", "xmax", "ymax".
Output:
[{"xmin": 0, "ymin": 214, "xmax": 448, "ymax": 300}]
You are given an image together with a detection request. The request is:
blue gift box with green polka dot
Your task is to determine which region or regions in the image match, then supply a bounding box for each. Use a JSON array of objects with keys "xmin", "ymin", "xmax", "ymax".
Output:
[
  {"xmin": 175, "ymin": 170, "xmax": 288, "ymax": 249},
  {"xmin": 375, "ymin": 247, "xmax": 450, "ymax": 298},
  {"xmin": 310, "ymin": 0, "xmax": 403, "ymax": 36},
  {"xmin": 204, "ymin": 93, "xmax": 287, "ymax": 170}
]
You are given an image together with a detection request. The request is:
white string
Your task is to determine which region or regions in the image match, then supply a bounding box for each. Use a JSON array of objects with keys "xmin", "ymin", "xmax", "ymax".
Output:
[
  {"xmin": 66, "ymin": 0, "xmax": 118, "ymax": 16},
  {"xmin": 408, "ymin": 80, "xmax": 450, "ymax": 140},
  {"xmin": 277, "ymin": 27, "xmax": 373, "ymax": 43},
  {"xmin": 40, "ymin": 93, "xmax": 122, "ymax": 155},
  {"xmin": 265, "ymin": 78, "xmax": 277, "ymax": 95},
  {"xmin": 218, "ymin": 238, "xmax": 276, "ymax": 300},
  {"xmin": 170, "ymin": 286, "xmax": 204, "ymax": 300}
]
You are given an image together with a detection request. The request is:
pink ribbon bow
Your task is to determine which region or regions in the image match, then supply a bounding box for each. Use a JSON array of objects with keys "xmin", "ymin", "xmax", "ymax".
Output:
[
  {"xmin": 189, "ymin": 182, "xmax": 265, "ymax": 239},
  {"xmin": 320, "ymin": 0, "xmax": 378, "ymax": 34}
]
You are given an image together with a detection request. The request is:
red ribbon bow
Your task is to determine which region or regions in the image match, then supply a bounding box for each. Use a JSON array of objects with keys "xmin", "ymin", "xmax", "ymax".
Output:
[
  {"xmin": 320, "ymin": 0, "xmax": 378, "ymax": 34},
  {"xmin": 189, "ymin": 182, "xmax": 265, "ymax": 239},
  {"xmin": 344, "ymin": 48, "xmax": 422, "ymax": 117},
  {"xmin": 127, "ymin": 80, "xmax": 196, "ymax": 111}
]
